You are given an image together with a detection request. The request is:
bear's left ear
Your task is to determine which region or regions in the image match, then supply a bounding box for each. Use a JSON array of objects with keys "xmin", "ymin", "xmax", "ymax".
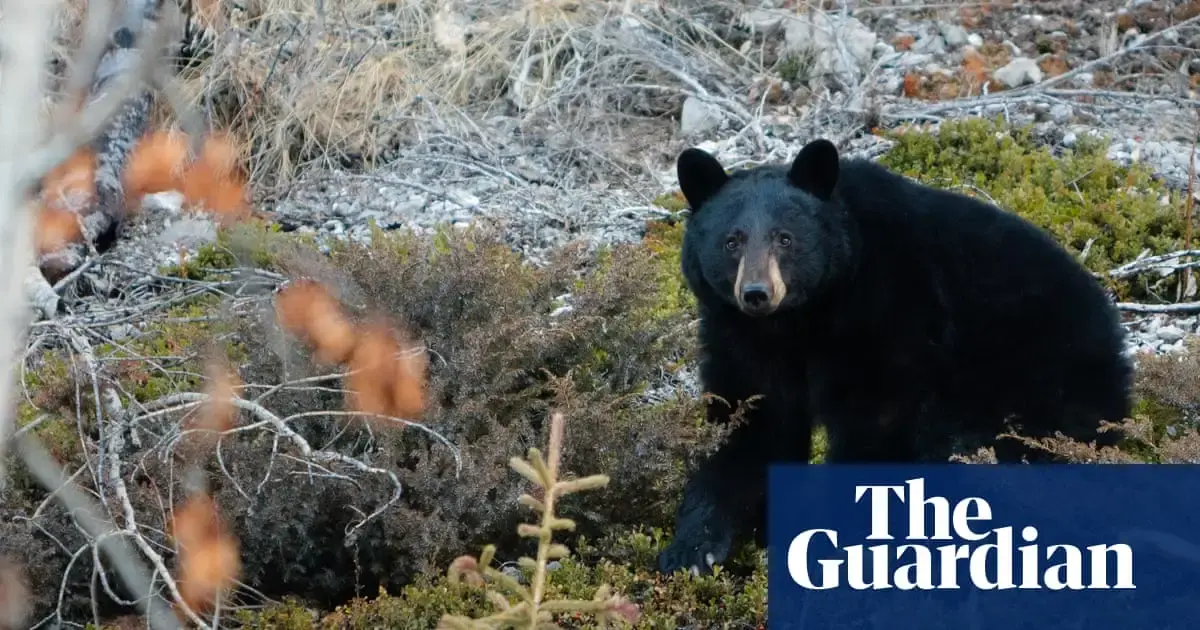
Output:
[
  {"xmin": 787, "ymin": 138, "xmax": 839, "ymax": 201},
  {"xmin": 677, "ymin": 147, "xmax": 730, "ymax": 211}
]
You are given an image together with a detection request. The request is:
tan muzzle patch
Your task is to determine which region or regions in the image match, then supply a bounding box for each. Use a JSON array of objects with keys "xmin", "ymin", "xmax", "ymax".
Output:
[
  {"xmin": 734, "ymin": 251, "xmax": 788, "ymax": 310},
  {"xmin": 734, "ymin": 255, "xmax": 746, "ymax": 304},
  {"xmin": 766, "ymin": 252, "xmax": 787, "ymax": 308}
]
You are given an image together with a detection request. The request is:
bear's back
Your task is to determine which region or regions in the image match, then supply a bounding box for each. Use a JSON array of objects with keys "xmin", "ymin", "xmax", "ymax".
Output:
[
  {"xmin": 829, "ymin": 157, "xmax": 1126, "ymax": 371},
  {"xmin": 833, "ymin": 158, "xmax": 1112, "ymax": 312}
]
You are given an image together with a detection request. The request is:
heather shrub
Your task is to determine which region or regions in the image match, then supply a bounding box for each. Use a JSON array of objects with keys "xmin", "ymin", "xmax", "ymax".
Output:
[
  {"xmin": 3, "ymin": 220, "xmax": 721, "ymax": 624},
  {"xmin": 185, "ymin": 223, "xmax": 719, "ymax": 608}
]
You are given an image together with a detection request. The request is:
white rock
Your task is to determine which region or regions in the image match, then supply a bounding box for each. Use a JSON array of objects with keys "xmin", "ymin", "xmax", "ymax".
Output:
[
  {"xmin": 742, "ymin": 9, "xmax": 786, "ymax": 31},
  {"xmin": 1158, "ymin": 325, "xmax": 1186, "ymax": 343},
  {"xmin": 157, "ymin": 215, "xmax": 217, "ymax": 250},
  {"xmin": 449, "ymin": 190, "xmax": 481, "ymax": 208},
  {"xmin": 1050, "ymin": 104, "xmax": 1073, "ymax": 124},
  {"xmin": 782, "ymin": 12, "xmax": 877, "ymax": 80},
  {"xmin": 680, "ymin": 96, "xmax": 724, "ymax": 136},
  {"xmin": 993, "ymin": 57, "xmax": 1043, "ymax": 87},
  {"xmin": 914, "ymin": 35, "xmax": 946, "ymax": 55},
  {"xmin": 940, "ymin": 24, "xmax": 969, "ymax": 48}
]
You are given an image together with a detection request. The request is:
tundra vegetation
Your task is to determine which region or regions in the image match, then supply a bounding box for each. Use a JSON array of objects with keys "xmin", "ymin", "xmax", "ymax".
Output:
[{"xmin": 3, "ymin": 1, "xmax": 1200, "ymax": 629}]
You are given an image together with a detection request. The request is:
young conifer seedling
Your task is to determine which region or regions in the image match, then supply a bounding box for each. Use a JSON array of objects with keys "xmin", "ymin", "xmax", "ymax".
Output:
[{"xmin": 439, "ymin": 411, "xmax": 639, "ymax": 629}]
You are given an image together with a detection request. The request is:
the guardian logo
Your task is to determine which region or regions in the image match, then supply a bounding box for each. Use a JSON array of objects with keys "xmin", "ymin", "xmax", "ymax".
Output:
[{"xmin": 787, "ymin": 477, "xmax": 1136, "ymax": 591}]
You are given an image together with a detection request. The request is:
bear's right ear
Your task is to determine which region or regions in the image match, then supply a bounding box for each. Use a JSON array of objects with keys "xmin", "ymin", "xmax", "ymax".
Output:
[{"xmin": 677, "ymin": 148, "xmax": 729, "ymax": 211}]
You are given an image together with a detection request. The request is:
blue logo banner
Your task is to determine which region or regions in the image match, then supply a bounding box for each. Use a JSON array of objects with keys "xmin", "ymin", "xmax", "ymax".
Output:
[{"xmin": 767, "ymin": 464, "xmax": 1200, "ymax": 629}]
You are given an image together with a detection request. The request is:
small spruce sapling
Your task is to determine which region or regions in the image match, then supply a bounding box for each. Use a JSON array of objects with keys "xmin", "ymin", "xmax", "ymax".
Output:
[{"xmin": 439, "ymin": 411, "xmax": 640, "ymax": 629}]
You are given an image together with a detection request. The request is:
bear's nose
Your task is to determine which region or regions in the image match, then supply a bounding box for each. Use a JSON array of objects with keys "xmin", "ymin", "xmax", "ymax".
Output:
[{"xmin": 741, "ymin": 284, "xmax": 770, "ymax": 308}]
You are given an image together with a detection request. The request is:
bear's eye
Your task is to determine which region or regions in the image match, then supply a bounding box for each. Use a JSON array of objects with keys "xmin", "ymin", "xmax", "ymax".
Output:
[
  {"xmin": 778, "ymin": 233, "xmax": 792, "ymax": 247},
  {"xmin": 724, "ymin": 236, "xmax": 739, "ymax": 251}
]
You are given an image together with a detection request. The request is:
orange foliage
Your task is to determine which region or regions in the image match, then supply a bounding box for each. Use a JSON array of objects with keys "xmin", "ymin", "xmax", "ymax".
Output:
[
  {"xmin": 346, "ymin": 320, "xmax": 428, "ymax": 423},
  {"xmin": 41, "ymin": 147, "xmax": 96, "ymax": 211},
  {"xmin": 195, "ymin": 358, "xmax": 241, "ymax": 434},
  {"xmin": 123, "ymin": 129, "xmax": 189, "ymax": 202},
  {"xmin": 273, "ymin": 279, "xmax": 428, "ymax": 427},
  {"xmin": 1039, "ymin": 54, "xmax": 1070, "ymax": 78},
  {"xmin": 961, "ymin": 47, "xmax": 990, "ymax": 85},
  {"xmin": 0, "ymin": 558, "xmax": 30, "ymax": 630},
  {"xmin": 274, "ymin": 279, "xmax": 359, "ymax": 365},
  {"xmin": 902, "ymin": 73, "xmax": 922, "ymax": 97},
  {"xmin": 124, "ymin": 129, "xmax": 251, "ymax": 223},
  {"xmin": 34, "ymin": 205, "xmax": 83, "ymax": 256},
  {"xmin": 32, "ymin": 146, "xmax": 94, "ymax": 256},
  {"xmin": 170, "ymin": 494, "xmax": 240, "ymax": 613}
]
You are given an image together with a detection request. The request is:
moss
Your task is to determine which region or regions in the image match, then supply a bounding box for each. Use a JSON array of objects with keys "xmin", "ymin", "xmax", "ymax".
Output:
[
  {"xmin": 159, "ymin": 218, "xmax": 304, "ymax": 279},
  {"xmin": 9, "ymin": 350, "xmax": 87, "ymax": 477},
  {"xmin": 810, "ymin": 424, "xmax": 828, "ymax": 463},
  {"xmin": 95, "ymin": 295, "xmax": 247, "ymax": 403},
  {"xmin": 1118, "ymin": 397, "xmax": 1180, "ymax": 462},
  {"xmin": 878, "ymin": 117, "xmax": 1184, "ymax": 298},
  {"xmin": 640, "ymin": 218, "xmax": 695, "ymax": 322},
  {"xmin": 159, "ymin": 238, "xmax": 237, "ymax": 280},
  {"xmin": 650, "ymin": 191, "xmax": 688, "ymax": 213},
  {"xmin": 234, "ymin": 527, "xmax": 766, "ymax": 630}
]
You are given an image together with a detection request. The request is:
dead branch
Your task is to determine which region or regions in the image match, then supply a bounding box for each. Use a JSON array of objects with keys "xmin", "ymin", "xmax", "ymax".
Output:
[
  {"xmin": 1116, "ymin": 301, "xmax": 1200, "ymax": 314},
  {"xmin": 1106, "ymin": 249, "xmax": 1200, "ymax": 280},
  {"xmin": 12, "ymin": 433, "xmax": 183, "ymax": 630}
]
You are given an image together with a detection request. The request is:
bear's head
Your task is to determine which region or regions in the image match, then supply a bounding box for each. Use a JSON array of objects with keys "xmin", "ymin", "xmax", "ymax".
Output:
[{"xmin": 676, "ymin": 138, "xmax": 850, "ymax": 318}]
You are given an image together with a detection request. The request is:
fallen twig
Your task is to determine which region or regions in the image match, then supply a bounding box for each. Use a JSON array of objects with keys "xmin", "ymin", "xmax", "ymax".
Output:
[{"xmin": 1116, "ymin": 301, "xmax": 1200, "ymax": 314}]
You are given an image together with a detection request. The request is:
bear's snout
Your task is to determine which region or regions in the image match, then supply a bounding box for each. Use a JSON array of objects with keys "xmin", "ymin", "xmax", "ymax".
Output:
[
  {"xmin": 740, "ymin": 283, "xmax": 772, "ymax": 314},
  {"xmin": 729, "ymin": 253, "xmax": 787, "ymax": 314},
  {"xmin": 734, "ymin": 250, "xmax": 788, "ymax": 316}
]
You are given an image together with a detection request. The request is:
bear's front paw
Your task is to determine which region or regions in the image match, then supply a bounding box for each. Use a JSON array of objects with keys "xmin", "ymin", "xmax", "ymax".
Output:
[{"xmin": 656, "ymin": 521, "xmax": 734, "ymax": 576}]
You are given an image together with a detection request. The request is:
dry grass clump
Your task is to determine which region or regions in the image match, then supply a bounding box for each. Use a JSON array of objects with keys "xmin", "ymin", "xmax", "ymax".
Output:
[
  {"xmin": 161, "ymin": 0, "xmax": 755, "ymax": 190},
  {"xmin": 1133, "ymin": 338, "xmax": 1200, "ymax": 418}
]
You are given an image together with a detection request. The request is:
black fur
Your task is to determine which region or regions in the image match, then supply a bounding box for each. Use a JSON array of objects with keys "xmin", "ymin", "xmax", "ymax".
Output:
[{"xmin": 656, "ymin": 139, "xmax": 1134, "ymax": 575}]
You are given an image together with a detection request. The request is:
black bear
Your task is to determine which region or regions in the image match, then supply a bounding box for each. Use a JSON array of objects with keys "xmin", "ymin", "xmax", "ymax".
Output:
[{"xmin": 656, "ymin": 138, "xmax": 1134, "ymax": 576}]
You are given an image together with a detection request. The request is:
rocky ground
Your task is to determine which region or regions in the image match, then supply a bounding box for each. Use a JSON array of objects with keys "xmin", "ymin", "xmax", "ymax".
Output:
[{"xmin": 52, "ymin": 0, "xmax": 1200, "ymax": 360}]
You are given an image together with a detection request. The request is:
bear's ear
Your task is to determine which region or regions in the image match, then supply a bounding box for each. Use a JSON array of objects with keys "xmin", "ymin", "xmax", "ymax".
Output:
[
  {"xmin": 677, "ymin": 147, "xmax": 729, "ymax": 211},
  {"xmin": 787, "ymin": 138, "xmax": 839, "ymax": 201}
]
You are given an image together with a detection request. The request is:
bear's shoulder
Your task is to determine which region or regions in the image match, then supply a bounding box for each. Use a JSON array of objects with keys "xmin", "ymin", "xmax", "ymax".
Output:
[{"xmin": 832, "ymin": 157, "xmax": 1033, "ymax": 237}]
